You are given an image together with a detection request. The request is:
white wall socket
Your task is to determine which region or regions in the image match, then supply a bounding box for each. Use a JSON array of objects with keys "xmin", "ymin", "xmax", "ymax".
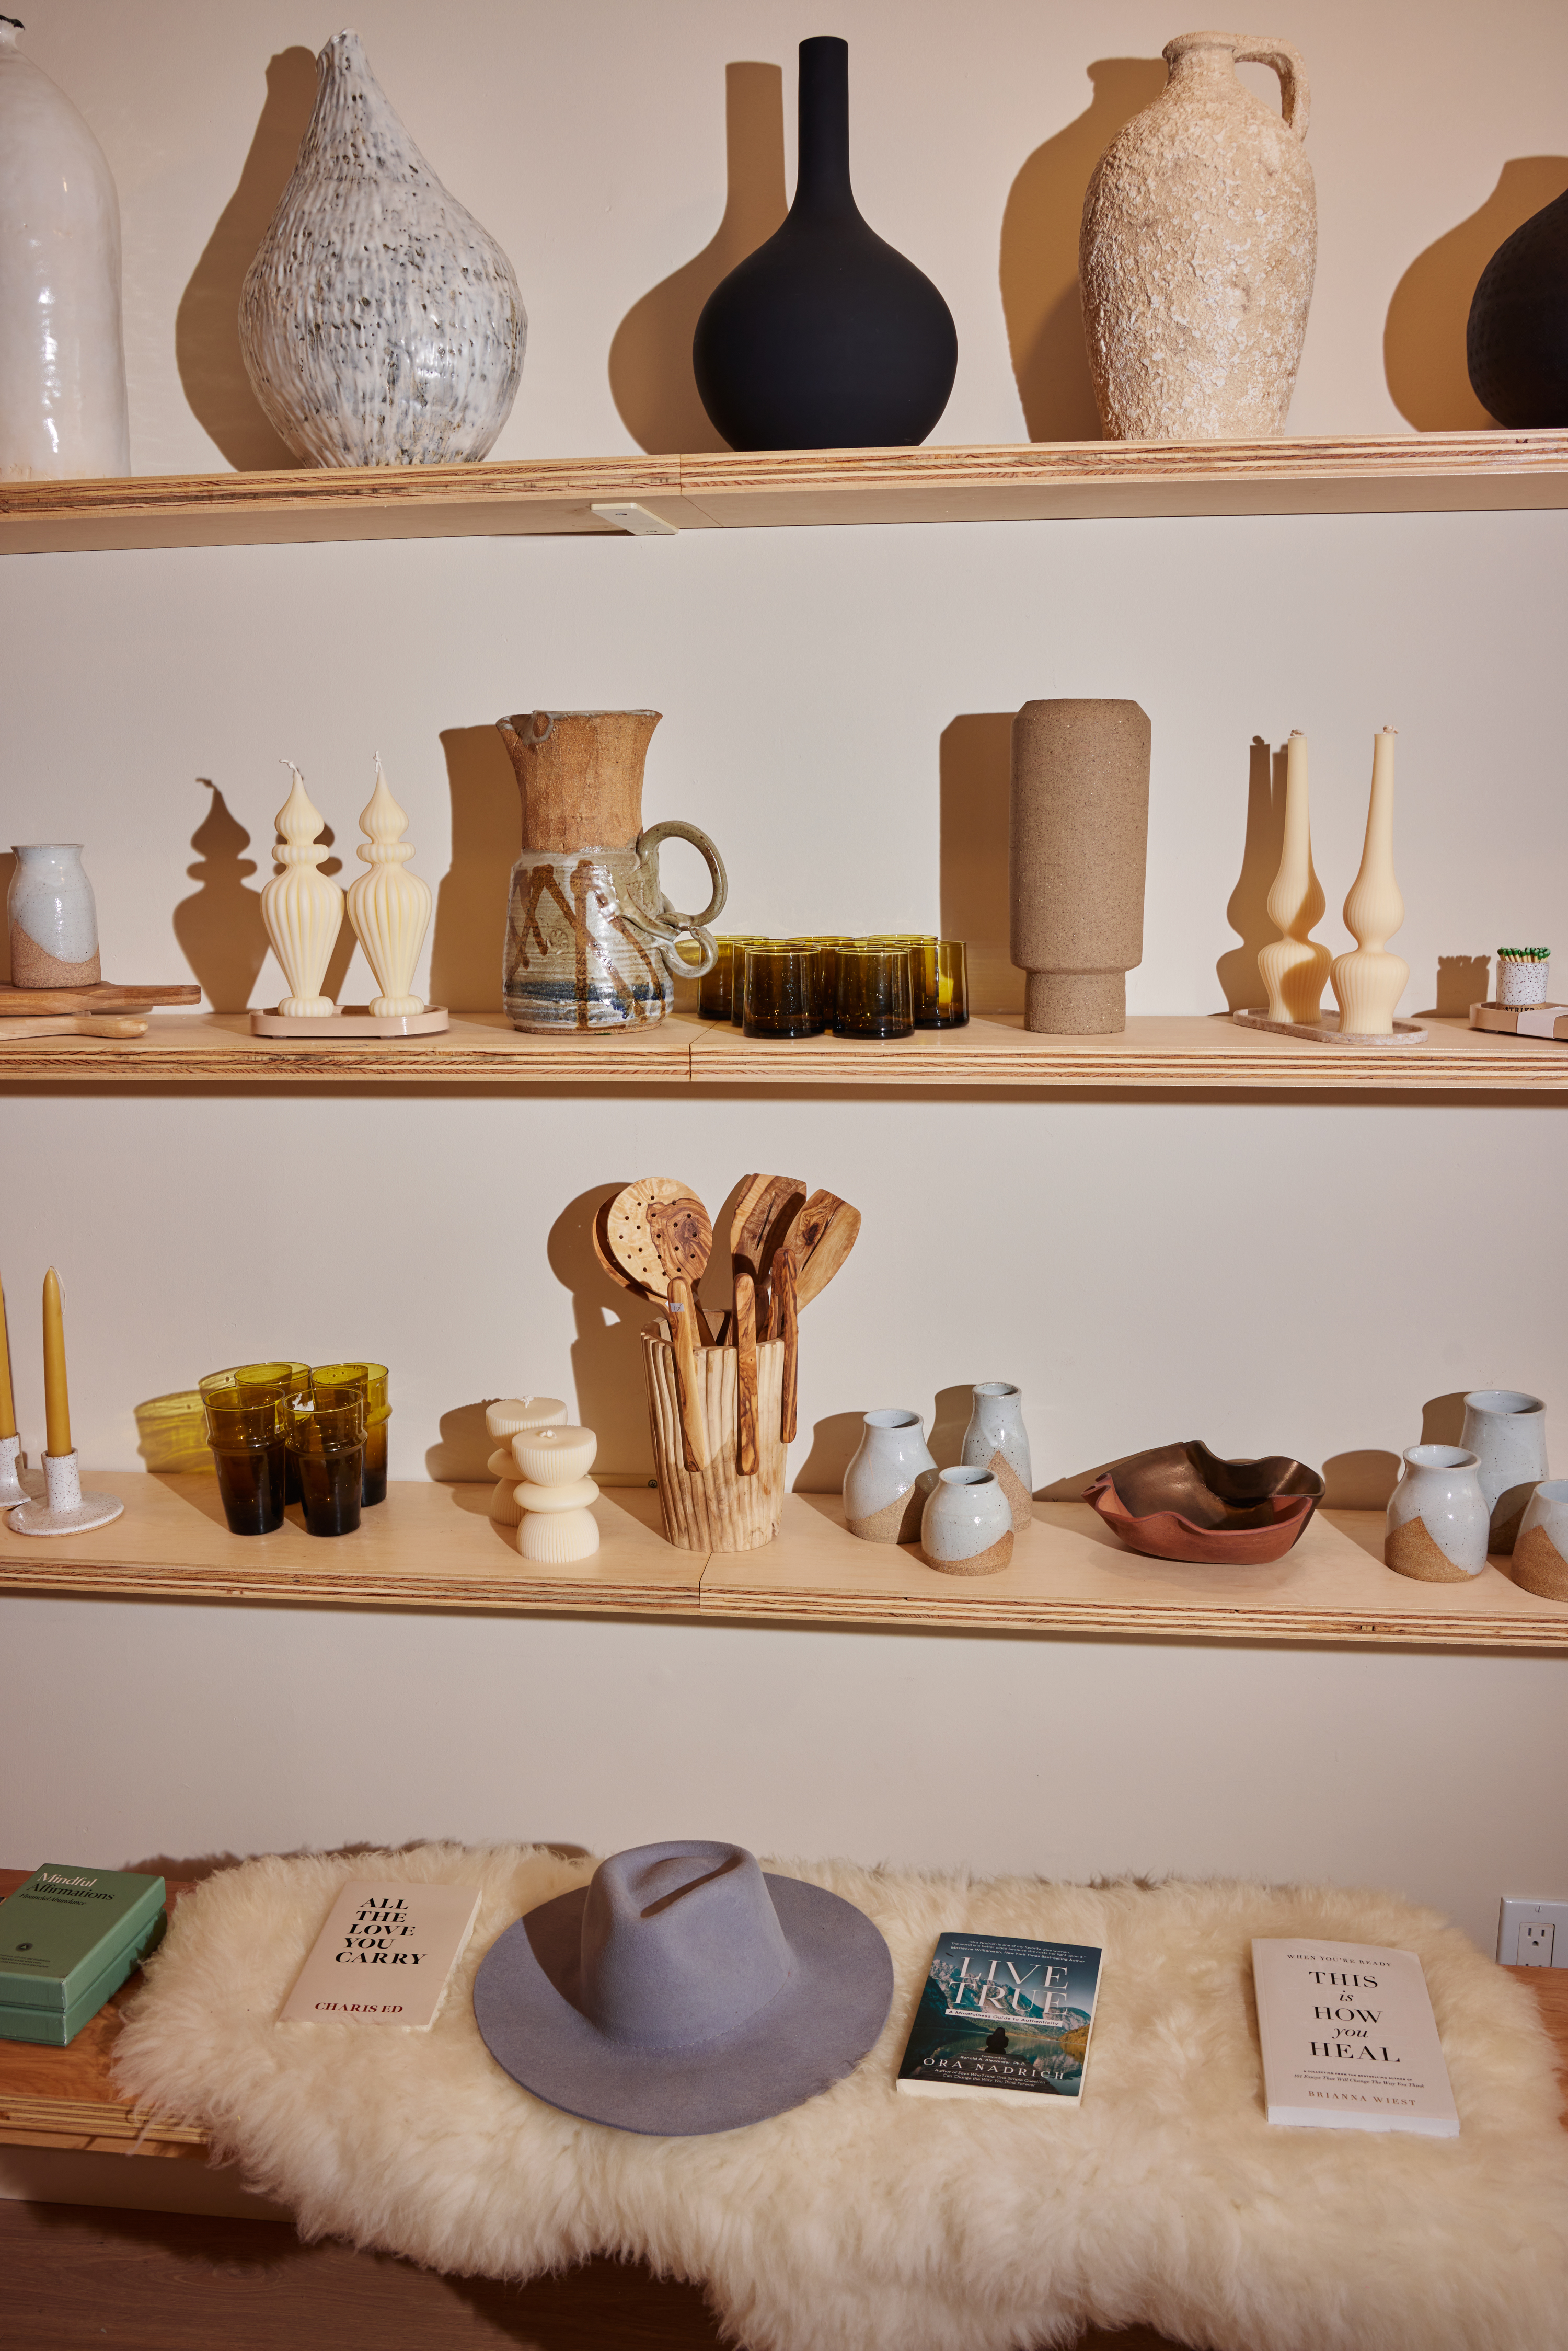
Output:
[{"xmin": 1497, "ymin": 1898, "xmax": 1568, "ymax": 1966}]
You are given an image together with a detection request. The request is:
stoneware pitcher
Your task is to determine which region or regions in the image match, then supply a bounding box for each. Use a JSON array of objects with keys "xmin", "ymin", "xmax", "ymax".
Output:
[
  {"xmin": 1384, "ymin": 1445, "xmax": 1490, "ymax": 1583},
  {"xmin": 495, "ymin": 711, "xmax": 727, "ymax": 1033},
  {"xmin": 1460, "ymin": 1388, "xmax": 1548, "ymax": 1554},
  {"xmin": 1079, "ymin": 30, "xmax": 1316, "ymax": 439}
]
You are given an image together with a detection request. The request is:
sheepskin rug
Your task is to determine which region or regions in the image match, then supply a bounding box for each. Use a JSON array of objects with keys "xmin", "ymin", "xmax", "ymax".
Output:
[{"xmin": 113, "ymin": 1846, "xmax": 1568, "ymax": 2351}]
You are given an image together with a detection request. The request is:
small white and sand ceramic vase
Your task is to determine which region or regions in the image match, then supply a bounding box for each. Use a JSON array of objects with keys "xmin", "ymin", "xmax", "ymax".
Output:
[
  {"xmin": 1385, "ymin": 1445, "xmax": 1490, "ymax": 1583},
  {"xmin": 0, "ymin": 20, "xmax": 130, "ymax": 480},
  {"xmin": 1514, "ymin": 1480, "xmax": 1568, "ymax": 1603},
  {"xmin": 1460, "ymin": 1389, "xmax": 1548, "ymax": 1555},
  {"xmin": 921, "ymin": 1466, "xmax": 1014, "ymax": 1577},
  {"xmin": 843, "ymin": 1409, "xmax": 936, "ymax": 1543},
  {"xmin": 7, "ymin": 844, "xmax": 100, "ymax": 987},
  {"xmin": 961, "ymin": 1383, "xmax": 1033, "ymax": 1533}
]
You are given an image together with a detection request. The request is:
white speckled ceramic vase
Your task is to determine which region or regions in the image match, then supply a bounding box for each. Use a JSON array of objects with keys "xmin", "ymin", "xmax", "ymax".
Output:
[
  {"xmin": 960, "ymin": 1382, "xmax": 1033, "ymax": 1533},
  {"xmin": 843, "ymin": 1409, "xmax": 936, "ymax": 1544},
  {"xmin": 0, "ymin": 20, "xmax": 130, "ymax": 480},
  {"xmin": 1079, "ymin": 30, "xmax": 1316, "ymax": 440},
  {"xmin": 920, "ymin": 1466, "xmax": 1014, "ymax": 1576},
  {"xmin": 1497, "ymin": 955, "xmax": 1551, "ymax": 1007},
  {"xmin": 7, "ymin": 844, "xmax": 100, "ymax": 987},
  {"xmin": 239, "ymin": 31, "xmax": 526, "ymax": 466},
  {"xmin": 1514, "ymin": 1480, "xmax": 1568, "ymax": 1603},
  {"xmin": 1460, "ymin": 1388, "xmax": 1548, "ymax": 1555},
  {"xmin": 1385, "ymin": 1445, "xmax": 1490, "ymax": 1583}
]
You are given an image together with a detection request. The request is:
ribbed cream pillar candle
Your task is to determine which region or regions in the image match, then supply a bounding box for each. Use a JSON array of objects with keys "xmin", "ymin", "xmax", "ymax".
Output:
[
  {"xmin": 346, "ymin": 756, "xmax": 432, "ymax": 1016},
  {"xmin": 261, "ymin": 765, "xmax": 343, "ymax": 1017}
]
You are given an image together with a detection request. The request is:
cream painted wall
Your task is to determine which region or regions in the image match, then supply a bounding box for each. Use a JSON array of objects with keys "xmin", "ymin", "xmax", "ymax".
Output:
[{"xmin": 2, "ymin": 1, "xmax": 1566, "ymax": 1959}]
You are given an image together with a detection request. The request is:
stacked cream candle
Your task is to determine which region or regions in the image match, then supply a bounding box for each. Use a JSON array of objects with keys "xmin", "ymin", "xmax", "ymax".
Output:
[
  {"xmin": 509, "ymin": 1423, "xmax": 601, "ymax": 1562},
  {"xmin": 485, "ymin": 1397, "xmax": 566, "ymax": 1524}
]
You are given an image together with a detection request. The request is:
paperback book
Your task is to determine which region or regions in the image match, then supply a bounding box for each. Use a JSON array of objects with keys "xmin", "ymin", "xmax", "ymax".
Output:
[
  {"xmin": 1251, "ymin": 1937, "xmax": 1459, "ymax": 2137},
  {"xmin": 278, "ymin": 1881, "xmax": 482, "ymax": 2030},
  {"xmin": 0, "ymin": 1864, "xmax": 167, "ymax": 2045},
  {"xmin": 895, "ymin": 1931, "xmax": 1103, "ymax": 2103}
]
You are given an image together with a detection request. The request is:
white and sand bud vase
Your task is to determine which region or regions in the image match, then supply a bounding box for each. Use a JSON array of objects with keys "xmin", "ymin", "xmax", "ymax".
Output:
[
  {"xmin": 346, "ymin": 758, "xmax": 432, "ymax": 1016},
  {"xmin": 261, "ymin": 765, "xmax": 343, "ymax": 1017}
]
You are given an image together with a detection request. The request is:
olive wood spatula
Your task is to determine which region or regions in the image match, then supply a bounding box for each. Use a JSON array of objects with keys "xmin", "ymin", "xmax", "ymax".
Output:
[
  {"xmin": 728, "ymin": 1173, "xmax": 805, "ymax": 1477},
  {"xmin": 768, "ymin": 1191, "xmax": 862, "ymax": 1444},
  {"xmin": 606, "ymin": 1178, "xmax": 713, "ymax": 1470}
]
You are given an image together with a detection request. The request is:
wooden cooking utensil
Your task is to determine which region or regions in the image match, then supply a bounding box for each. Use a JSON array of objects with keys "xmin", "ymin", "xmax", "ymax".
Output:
[
  {"xmin": 606, "ymin": 1178, "xmax": 713, "ymax": 1470},
  {"xmin": 0, "ymin": 983, "xmax": 200, "ymax": 1015},
  {"xmin": 0, "ymin": 1013, "xmax": 149, "ymax": 1040},
  {"xmin": 591, "ymin": 1198, "xmax": 659, "ymax": 1310},
  {"xmin": 768, "ymin": 1190, "xmax": 862, "ymax": 1443},
  {"xmin": 728, "ymin": 1173, "xmax": 805, "ymax": 1476}
]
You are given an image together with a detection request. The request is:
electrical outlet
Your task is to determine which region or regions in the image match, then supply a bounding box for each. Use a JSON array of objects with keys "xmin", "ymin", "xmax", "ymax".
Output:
[{"xmin": 1497, "ymin": 1898, "xmax": 1568, "ymax": 1966}]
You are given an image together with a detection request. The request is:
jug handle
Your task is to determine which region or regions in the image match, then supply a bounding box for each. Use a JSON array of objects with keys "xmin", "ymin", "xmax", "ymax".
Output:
[
  {"xmin": 1233, "ymin": 39, "xmax": 1309, "ymax": 140},
  {"xmin": 636, "ymin": 821, "xmax": 728, "ymax": 979}
]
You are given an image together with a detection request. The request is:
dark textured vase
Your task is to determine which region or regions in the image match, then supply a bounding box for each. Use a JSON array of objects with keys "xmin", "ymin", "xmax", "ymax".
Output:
[
  {"xmin": 1467, "ymin": 188, "xmax": 1568, "ymax": 428},
  {"xmin": 693, "ymin": 37, "xmax": 957, "ymax": 451}
]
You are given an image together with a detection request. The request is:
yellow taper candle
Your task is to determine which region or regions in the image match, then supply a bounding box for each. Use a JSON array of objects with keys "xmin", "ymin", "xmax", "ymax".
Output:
[
  {"xmin": 0, "ymin": 1271, "xmax": 16, "ymax": 1442},
  {"xmin": 42, "ymin": 1267, "xmax": 72, "ymax": 1458}
]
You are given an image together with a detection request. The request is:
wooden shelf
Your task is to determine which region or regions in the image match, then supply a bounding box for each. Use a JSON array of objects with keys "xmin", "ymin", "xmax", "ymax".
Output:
[
  {"xmin": 3, "ymin": 1478, "xmax": 1565, "ymax": 1649},
  {"xmin": 1, "ymin": 1008, "xmax": 1564, "ymax": 1091},
  {"xmin": 2, "ymin": 1859, "xmax": 1564, "ymax": 2163},
  {"xmin": 3, "ymin": 432, "xmax": 1566, "ymax": 555}
]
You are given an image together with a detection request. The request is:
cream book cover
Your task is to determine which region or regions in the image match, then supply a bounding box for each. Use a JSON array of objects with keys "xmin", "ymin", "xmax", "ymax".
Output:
[
  {"xmin": 279, "ymin": 1882, "xmax": 481, "ymax": 2029},
  {"xmin": 1251, "ymin": 1937, "xmax": 1459, "ymax": 2137}
]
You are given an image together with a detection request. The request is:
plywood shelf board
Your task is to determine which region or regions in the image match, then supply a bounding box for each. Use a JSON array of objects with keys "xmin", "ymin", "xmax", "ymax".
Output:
[
  {"xmin": 2, "ymin": 1010, "xmax": 1564, "ymax": 1092},
  {"xmin": 4, "ymin": 433, "xmax": 1566, "ymax": 554},
  {"xmin": 2, "ymin": 1481, "xmax": 1565, "ymax": 1648}
]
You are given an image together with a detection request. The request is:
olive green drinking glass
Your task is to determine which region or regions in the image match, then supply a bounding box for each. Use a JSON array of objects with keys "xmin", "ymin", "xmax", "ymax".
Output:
[
  {"xmin": 310, "ymin": 1363, "xmax": 390, "ymax": 1506},
  {"xmin": 285, "ymin": 1392, "xmax": 367, "ymax": 1538},
  {"xmin": 833, "ymin": 941, "xmax": 915, "ymax": 1040},
  {"xmin": 743, "ymin": 943, "xmax": 827, "ymax": 1039},
  {"xmin": 914, "ymin": 939, "xmax": 970, "ymax": 1029}
]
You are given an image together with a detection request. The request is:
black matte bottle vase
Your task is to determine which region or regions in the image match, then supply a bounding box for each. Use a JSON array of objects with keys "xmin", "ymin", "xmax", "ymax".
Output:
[
  {"xmin": 693, "ymin": 37, "xmax": 958, "ymax": 451},
  {"xmin": 1467, "ymin": 188, "xmax": 1568, "ymax": 428}
]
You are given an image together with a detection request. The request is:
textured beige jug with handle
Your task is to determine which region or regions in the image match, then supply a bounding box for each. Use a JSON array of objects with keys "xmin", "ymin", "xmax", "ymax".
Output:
[{"xmin": 1080, "ymin": 30, "xmax": 1316, "ymax": 439}]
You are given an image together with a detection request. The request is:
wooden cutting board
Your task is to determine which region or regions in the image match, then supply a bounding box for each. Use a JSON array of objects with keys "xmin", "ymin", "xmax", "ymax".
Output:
[{"xmin": 0, "ymin": 983, "xmax": 201, "ymax": 1015}]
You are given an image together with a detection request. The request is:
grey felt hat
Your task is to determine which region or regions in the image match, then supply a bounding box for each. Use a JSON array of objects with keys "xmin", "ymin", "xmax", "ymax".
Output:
[{"xmin": 473, "ymin": 1840, "xmax": 894, "ymax": 2136}]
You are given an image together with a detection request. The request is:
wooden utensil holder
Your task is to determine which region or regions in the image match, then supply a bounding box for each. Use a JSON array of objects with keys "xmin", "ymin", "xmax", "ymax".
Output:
[{"xmin": 642, "ymin": 1330, "xmax": 785, "ymax": 1550}]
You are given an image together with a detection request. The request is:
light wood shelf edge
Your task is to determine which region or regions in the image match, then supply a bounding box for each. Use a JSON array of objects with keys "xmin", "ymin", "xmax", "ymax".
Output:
[
  {"xmin": 3, "ymin": 432, "xmax": 1565, "ymax": 554},
  {"xmin": 2, "ymin": 1484, "xmax": 1565, "ymax": 1650},
  {"xmin": 1, "ymin": 1010, "xmax": 1564, "ymax": 1092}
]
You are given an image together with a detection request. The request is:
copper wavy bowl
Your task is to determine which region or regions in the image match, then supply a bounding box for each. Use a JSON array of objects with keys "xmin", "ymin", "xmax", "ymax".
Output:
[{"xmin": 1084, "ymin": 1440, "xmax": 1324, "ymax": 1565}]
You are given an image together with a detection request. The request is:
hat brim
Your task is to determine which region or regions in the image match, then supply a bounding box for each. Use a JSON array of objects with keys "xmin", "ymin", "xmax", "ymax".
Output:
[{"xmin": 474, "ymin": 1873, "xmax": 894, "ymax": 2136}]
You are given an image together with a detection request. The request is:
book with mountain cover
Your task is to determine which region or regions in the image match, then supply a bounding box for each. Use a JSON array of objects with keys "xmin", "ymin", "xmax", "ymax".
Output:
[
  {"xmin": 895, "ymin": 1931, "xmax": 1103, "ymax": 2103},
  {"xmin": 1251, "ymin": 1937, "xmax": 1459, "ymax": 2137},
  {"xmin": 278, "ymin": 1881, "xmax": 482, "ymax": 2030},
  {"xmin": 0, "ymin": 1864, "xmax": 168, "ymax": 2046}
]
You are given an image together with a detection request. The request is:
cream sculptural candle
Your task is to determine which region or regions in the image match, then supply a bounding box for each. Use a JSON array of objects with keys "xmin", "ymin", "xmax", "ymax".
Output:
[
  {"xmin": 1331, "ymin": 729, "xmax": 1409, "ymax": 1037},
  {"xmin": 512, "ymin": 1424, "xmax": 601, "ymax": 1564},
  {"xmin": 485, "ymin": 1396, "xmax": 566, "ymax": 1524},
  {"xmin": 346, "ymin": 757, "xmax": 433, "ymax": 1016},
  {"xmin": 1258, "ymin": 731, "xmax": 1331, "ymax": 1023},
  {"xmin": 261, "ymin": 765, "xmax": 343, "ymax": 1017}
]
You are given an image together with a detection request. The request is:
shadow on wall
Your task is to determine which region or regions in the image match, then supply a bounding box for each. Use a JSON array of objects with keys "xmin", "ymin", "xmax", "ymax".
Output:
[
  {"xmin": 609, "ymin": 62, "xmax": 787, "ymax": 453},
  {"xmin": 176, "ymin": 47, "xmax": 318, "ymax": 469},
  {"xmin": 999, "ymin": 59, "xmax": 1166, "ymax": 442},
  {"xmin": 1216, "ymin": 737, "xmax": 1287, "ymax": 1012},
  {"xmin": 548, "ymin": 1188, "xmax": 661, "ymax": 1477},
  {"xmin": 429, "ymin": 727, "xmax": 520, "ymax": 1015},
  {"xmin": 939, "ymin": 716, "xmax": 1023, "ymax": 1015},
  {"xmin": 426, "ymin": 1403, "xmax": 497, "ymax": 1483},
  {"xmin": 172, "ymin": 781, "xmax": 269, "ymax": 1009},
  {"xmin": 1428, "ymin": 955, "xmax": 1492, "ymax": 1017},
  {"xmin": 1385, "ymin": 158, "xmax": 1568, "ymax": 429}
]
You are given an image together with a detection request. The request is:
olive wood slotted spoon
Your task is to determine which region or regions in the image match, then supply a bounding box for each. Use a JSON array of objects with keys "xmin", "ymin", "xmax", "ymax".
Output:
[
  {"xmin": 606, "ymin": 1178, "xmax": 713, "ymax": 1470},
  {"xmin": 728, "ymin": 1173, "xmax": 805, "ymax": 1476},
  {"xmin": 767, "ymin": 1190, "xmax": 862, "ymax": 1444}
]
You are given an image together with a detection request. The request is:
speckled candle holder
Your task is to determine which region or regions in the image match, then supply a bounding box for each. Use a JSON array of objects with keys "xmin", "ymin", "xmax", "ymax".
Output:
[
  {"xmin": 8, "ymin": 1447, "xmax": 123, "ymax": 1537},
  {"xmin": 0, "ymin": 1433, "xmax": 28, "ymax": 1509}
]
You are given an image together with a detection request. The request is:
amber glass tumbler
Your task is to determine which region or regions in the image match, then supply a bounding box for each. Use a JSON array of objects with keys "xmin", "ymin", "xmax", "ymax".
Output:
[
  {"xmin": 311, "ymin": 1363, "xmax": 390, "ymax": 1506},
  {"xmin": 286, "ymin": 1392, "xmax": 366, "ymax": 1537},
  {"xmin": 199, "ymin": 1382, "xmax": 286, "ymax": 1537},
  {"xmin": 914, "ymin": 939, "xmax": 970, "ymax": 1029},
  {"xmin": 698, "ymin": 937, "xmax": 742, "ymax": 1021},
  {"xmin": 833, "ymin": 942, "xmax": 915, "ymax": 1040},
  {"xmin": 743, "ymin": 944, "xmax": 827, "ymax": 1039}
]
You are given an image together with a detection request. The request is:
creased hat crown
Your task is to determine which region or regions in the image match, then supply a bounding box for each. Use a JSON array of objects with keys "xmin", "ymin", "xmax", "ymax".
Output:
[{"xmin": 577, "ymin": 1840, "xmax": 794, "ymax": 2050}]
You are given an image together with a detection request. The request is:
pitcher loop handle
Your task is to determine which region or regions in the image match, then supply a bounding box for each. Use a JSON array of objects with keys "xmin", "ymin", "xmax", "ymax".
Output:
[
  {"xmin": 1232, "ymin": 38, "xmax": 1310, "ymax": 139},
  {"xmin": 631, "ymin": 820, "xmax": 728, "ymax": 979}
]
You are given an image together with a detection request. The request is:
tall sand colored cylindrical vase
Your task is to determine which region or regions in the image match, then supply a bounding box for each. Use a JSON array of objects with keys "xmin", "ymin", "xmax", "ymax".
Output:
[{"xmin": 1010, "ymin": 700, "xmax": 1150, "ymax": 1034}]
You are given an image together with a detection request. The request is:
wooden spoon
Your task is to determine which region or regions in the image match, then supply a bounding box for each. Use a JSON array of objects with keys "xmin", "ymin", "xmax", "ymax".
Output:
[
  {"xmin": 768, "ymin": 1191, "xmax": 862, "ymax": 1444},
  {"xmin": 728, "ymin": 1174, "xmax": 805, "ymax": 1476},
  {"xmin": 606, "ymin": 1178, "xmax": 713, "ymax": 1470}
]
